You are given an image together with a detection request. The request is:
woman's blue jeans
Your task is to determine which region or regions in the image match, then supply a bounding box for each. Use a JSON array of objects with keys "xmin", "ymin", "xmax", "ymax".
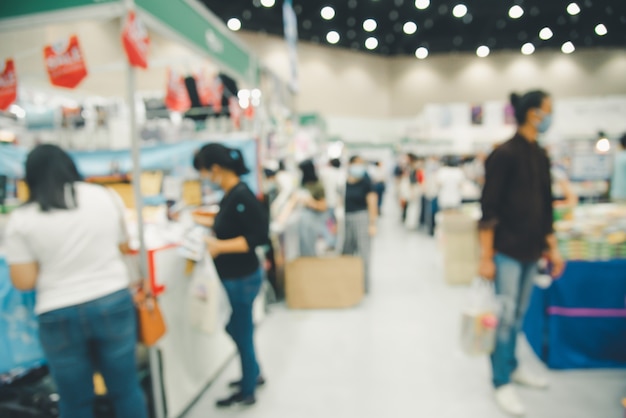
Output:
[
  {"xmin": 222, "ymin": 269, "xmax": 263, "ymax": 397},
  {"xmin": 37, "ymin": 289, "xmax": 148, "ymax": 418}
]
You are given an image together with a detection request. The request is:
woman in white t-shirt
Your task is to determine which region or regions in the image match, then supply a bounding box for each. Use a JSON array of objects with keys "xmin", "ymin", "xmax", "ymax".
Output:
[
  {"xmin": 5, "ymin": 145, "xmax": 147, "ymax": 418},
  {"xmin": 436, "ymin": 156, "xmax": 466, "ymax": 210}
]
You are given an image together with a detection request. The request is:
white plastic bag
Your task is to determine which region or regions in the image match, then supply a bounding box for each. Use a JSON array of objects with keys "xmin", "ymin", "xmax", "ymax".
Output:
[
  {"xmin": 460, "ymin": 278, "xmax": 500, "ymax": 356},
  {"xmin": 188, "ymin": 257, "xmax": 231, "ymax": 335}
]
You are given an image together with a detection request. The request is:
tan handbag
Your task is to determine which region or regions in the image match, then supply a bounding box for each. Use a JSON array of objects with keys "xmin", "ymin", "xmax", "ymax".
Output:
[{"xmin": 134, "ymin": 288, "xmax": 166, "ymax": 346}]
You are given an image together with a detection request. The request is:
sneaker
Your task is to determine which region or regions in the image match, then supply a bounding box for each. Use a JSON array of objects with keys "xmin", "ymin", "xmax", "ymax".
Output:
[
  {"xmin": 228, "ymin": 376, "xmax": 266, "ymax": 389},
  {"xmin": 495, "ymin": 384, "xmax": 526, "ymax": 416},
  {"xmin": 215, "ymin": 392, "xmax": 256, "ymax": 408},
  {"xmin": 512, "ymin": 367, "xmax": 549, "ymax": 389}
]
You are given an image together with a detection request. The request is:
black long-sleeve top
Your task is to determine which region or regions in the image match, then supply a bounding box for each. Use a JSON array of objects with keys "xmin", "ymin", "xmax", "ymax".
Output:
[
  {"xmin": 213, "ymin": 183, "xmax": 269, "ymax": 279},
  {"xmin": 479, "ymin": 133, "xmax": 554, "ymax": 262}
]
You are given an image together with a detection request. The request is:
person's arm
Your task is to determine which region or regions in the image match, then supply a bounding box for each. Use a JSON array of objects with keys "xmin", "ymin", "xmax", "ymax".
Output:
[
  {"xmin": 304, "ymin": 197, "xmax": 328, "ymax": 212},
  {"xmin": 545, "ymin": 234, "xmax": 565, "ymax": 278},
  {"xmin": 366, "ymin": 177, "xmax": 378, "ymax": 235},
  {"xmin": 5, "ymin": 217, "xmax": 39, "ymax": 291},
  {"xmin": 478, "ymin": 150, "xmax": 510, "ymax": 280}
]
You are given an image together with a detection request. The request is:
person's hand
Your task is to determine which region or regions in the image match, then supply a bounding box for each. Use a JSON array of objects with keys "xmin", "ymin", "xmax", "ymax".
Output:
[
  {"xmin": 547, "ymin": 249, "xmax": 566, "ymax": 278},
  {"xmin": 368, "ymin": 224, "xmax": 377, "ymax": 237},
  {"xmin": 205, "ymin": 237, "xmax": 221, "ymax": 259},
  {"xmin": 478, "ymin": 256, "xmax": 496, "ymax": 281},
  {"xmin": 192, "ymin": 213, "xmax": 215, "ymax": 228}
]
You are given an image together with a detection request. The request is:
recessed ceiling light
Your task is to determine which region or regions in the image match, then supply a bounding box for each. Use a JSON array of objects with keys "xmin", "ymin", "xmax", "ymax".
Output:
[
  {"xmin": 476, "ymin": 45, "xmax": 490, "ymax": 58},
  {"xmin": 389, "ymin": 10, "xmax": 400, "ymax": 21},
  {"xmin": 348, "ymin": 0, "xmax": 358, "ymax": 9},
  {"xmin": 509, "ymin": 5, "xmax": 524, "ymax": 19},
  {"xmin": 595, "ymin": 23, "xmax": 608, "ymax": 36},
  {"xmin": 227, "ymin": 18, "xmax": 242, "ymax": 31},
  {"xmin": 302, "ymin": 20, "xmax": 312, "ymax": 30},
  {"xmin": 260, "ymin": 0, "xmax": 275, "ymax": 8},
  {"xmin": 363, "ymin": 19, "xmax": 377, "ymax": 32},
  {"xmin": 453, "ymin": 4, "xmax": 468, "ymax": 18},
  {"xmin": 347, "ymin": 30, "xmax": 356, "ymax": 39},
  {"xmin": 415, "ymin": 46, "xmax": 429, "ymax": 59},
  {"xmin": 521, "ymin": 43, "xmax": 535, "ymax": 55},
  {"xmin": 539, "ymin": 27, "xmax": 554, "ymax": 40},
  {"xmin": 321, "ymin": 6, "xmax": 335, "ymax": 20},
  {"xmin": 561, "ymin": 41, "xmax": 575, "ymax": 54},
  {"xmin": 326, "ymin": 31, "xmax": 340, "ymax": 44},
  {"xmin": 365, "ymin": 37, "xmax": 379, "ymax": 50},
  {"xmin": 403, "ymin": 21, "xmax": 418, "ymax": 35},
  {"xmin": 415, "ymin": 0, "xmax": 430, "ymax": 10},
  {"xmin": 567, "ymin": 2, "xmax": 581, "ymax": 15}
]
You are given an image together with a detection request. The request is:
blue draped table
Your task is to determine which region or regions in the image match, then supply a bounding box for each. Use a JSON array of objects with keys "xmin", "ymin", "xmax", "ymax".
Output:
[{"xmin": 524, "ymin": 259, "xmax": 626, "ymax": 369}]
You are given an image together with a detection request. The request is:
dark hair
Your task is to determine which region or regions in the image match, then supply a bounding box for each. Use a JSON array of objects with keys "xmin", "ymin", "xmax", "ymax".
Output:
[
  {"xmin": 442, "ymin": 155, "xmax": 460, "ymax": 167},
  {"xmin": 620, "ymin": 133, "xmax": 626, "ymax": 149},
  {"xmin": 510, "ymin": 90, "xmax": 550, "ymax": 125},
  {"xmin": 330, "ymin": 158, "xmax": 341, "ymax": 169},
  {"xmin": 298, "ymin": 159, "xmax": 318, "ymax": 186},
  {"xmin": 193, "ymin": 143, "xmax": 249, "ymax": 176},
  {"xmin": 25, "ymin": 144, "xmax": 82, "ymax": 212},
  {"xmin": 349, "ymin": 155, "xmax": 362, "ymax": 164},
  {"xmin": 263, "ymin": 168, "xmax": 277, "ymax": 179}
]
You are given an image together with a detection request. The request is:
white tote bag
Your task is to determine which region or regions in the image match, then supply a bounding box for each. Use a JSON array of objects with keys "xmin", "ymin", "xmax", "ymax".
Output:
[
  {"xmin": 460, "ymin": 278, "xmax": 500, "ymax": 356},
  {"xmin": 188, "ymin": 257, "xmax": 231, "ymax": 335}
]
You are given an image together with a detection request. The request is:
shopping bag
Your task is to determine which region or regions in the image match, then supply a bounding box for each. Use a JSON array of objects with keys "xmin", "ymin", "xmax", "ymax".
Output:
[
  {"xmin": 460, "ymin": 278, "xmax": 500, "ymax": 356},
  {"xmin": 188, "ymin": 257, "xmax": 231, "ymax": 334},
  {"xmin": 134, "ymin": 288, "xmax": 166, "ymax": 347}
]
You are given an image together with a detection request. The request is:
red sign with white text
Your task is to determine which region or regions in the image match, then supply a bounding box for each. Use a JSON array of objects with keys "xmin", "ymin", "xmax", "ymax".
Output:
[
  {"xmin": 122, "ymin": 11, "xmax": 150, "ymax": 69},
  {"xmin": 44, "ymin": 35, "xmax": 88, "ymax": 89},
  {"xmin": 0, "ymin": 59, "xmax": 17, "ymax": 111},
  {"xmin": 165, "ymin": 69, "xmax": 191, "ymax": 112}
]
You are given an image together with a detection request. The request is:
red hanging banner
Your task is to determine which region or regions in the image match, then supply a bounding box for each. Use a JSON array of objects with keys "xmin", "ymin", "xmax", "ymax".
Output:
[
  {"xmin": 0, "ymin": 59, "xmax": 17, "ymax": 111},
  {"xmin": 43, "ymin": 35, "xmax": 88, "ymax": 89},
  {"xmin": 195, "ymin": 69, "xmax": 218, "ymax": 108},
  {"xmin": 122, "ymin": 11, "xmax": 150, "ymax": 69},
  {"xmin": 165, "ymin": 68, "xmax": 191, "ymax": 112}
]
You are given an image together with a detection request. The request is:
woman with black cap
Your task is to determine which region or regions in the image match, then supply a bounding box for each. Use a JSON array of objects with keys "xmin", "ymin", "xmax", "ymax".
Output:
[{"xmin": 193, "ymin": 143, "xmax": 269, "ymax": 408}]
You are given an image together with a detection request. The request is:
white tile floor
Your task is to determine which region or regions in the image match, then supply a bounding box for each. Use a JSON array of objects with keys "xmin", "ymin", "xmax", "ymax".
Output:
[{"xmin": 184, "ymin": 200, "xmax": 626, "ymax": 418}]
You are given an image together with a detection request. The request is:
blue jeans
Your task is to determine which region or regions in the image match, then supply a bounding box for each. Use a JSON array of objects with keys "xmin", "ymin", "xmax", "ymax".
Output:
[
  {"xmin": 38, "ymin": 289, "xmax": 148, "ymax": 418},
  {"xmin": 222, "ymin": 270, "xmax": 263, "ymax": 396},
  {"xmin": 491, "ymin": 253, "xmax": 538, "ymax": 388}
]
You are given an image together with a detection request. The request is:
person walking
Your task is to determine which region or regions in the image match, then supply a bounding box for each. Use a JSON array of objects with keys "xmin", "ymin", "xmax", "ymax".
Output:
[
  {"xmin": 342, "ymin": 156, "xmax": 378, "ymax": 293},
  {"xmin": 320, "ymin": 158, "xmax": 344, "ymax": 250},
  {"xmin": 193, "ymin": 143, "xmax": 269, "ymax": 408},
  {"xmin": 479, "ymin": 90, "xmax": 565, "ymax": 416},
  {"xmin": 5, "ymin": 145, "xmax": 148, "ymax": 418}
]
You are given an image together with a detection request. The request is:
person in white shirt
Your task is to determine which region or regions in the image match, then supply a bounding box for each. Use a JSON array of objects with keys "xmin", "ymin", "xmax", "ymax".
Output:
[
  {"xmin": 436, "ymin": 156, "xmax": 466, "ymax": 210},
  {"xmin": 369, "ymin": 161, "xmax": 387, "ymax": 215},
  {"xmin": 320, "ymin": 158, "xmax": 344, "ymax": 249},
  {"xmin": 5, "ymin": 144, "xmax": 148, "ymax": 418}
]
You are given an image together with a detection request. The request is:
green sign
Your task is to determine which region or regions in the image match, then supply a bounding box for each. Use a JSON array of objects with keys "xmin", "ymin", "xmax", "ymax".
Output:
[
  {"xmin": 136, "ymin": 0, "xmax": 254, "ymax": 83},
  {"xmin": 0, "ymin": 0, "xmax": 116, "ymax": 19}
]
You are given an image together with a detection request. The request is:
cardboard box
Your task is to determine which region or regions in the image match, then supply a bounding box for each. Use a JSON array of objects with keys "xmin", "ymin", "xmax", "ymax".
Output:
[
  {"xmin": 285, "ymin": 256, "xmax": 364, "ymax": 309},
  {"xmin": 439, "ymin": 212, "xmax": 479, "ymax": 285}
]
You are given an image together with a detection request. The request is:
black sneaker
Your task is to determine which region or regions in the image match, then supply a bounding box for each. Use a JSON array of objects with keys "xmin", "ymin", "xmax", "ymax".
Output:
[
  {"xmin": 228, "ymin": 376, "xmax": 266, "ymax": 389},
  {"xmin": 215, "ymin": 392, "xmax": 256, "ymax": 408}
]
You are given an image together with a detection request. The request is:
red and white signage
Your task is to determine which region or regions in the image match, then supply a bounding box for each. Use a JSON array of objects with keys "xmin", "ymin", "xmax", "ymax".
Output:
[
  {"xmin": 0, "ymin": 59, "xmax": 17, "ymax": 111},
  {"xmin": 195, "ymin": 69, "xmax": 221, "ymax": 109},
  {"xmin": 122, "ymin": 11, "xmax": 150, "ymax": 69},
  {"xmin": 44, "ymin": 35, "xmax": 88, "ymax": 89},
  {"xmin": 165, "ymin": 69, "xmax": 191, "ymax": 112}
]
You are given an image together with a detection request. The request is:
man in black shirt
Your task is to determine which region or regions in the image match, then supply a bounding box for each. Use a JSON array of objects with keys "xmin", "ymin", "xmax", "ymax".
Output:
[{"xmin": 479, "ymin": 90, "xmax": 565, "ymax": 416}]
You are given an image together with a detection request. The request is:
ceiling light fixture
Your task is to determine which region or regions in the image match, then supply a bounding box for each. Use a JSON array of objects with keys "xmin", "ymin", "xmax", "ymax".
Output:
[
  {"xmin": 227, "ymin": 18, "xmax": 242, "ymax": 31},
  {"xmin": 452, "ymin": 4, "xmax": 468, "ymax": 18},
  {"xmin": 365, "ymin": 37, "xmax": 379, "ymax": 50},
  {"xmin": 363, "ymin": 19, "xmax": 377, "ymax": 32},
  {"xmin": 326, "ymin": 31, "xmax": 340, "ymax": 44},
  {"xmin": 539, "ymin": 27, "xmax": 554, "ymax": 40},
  {"xmin": 403, "ymin": 21, "xmax": 418, "ymax": 35},
  {"xmin": 561, "ymin": 41, "xmax": 575, "ymax": 54},
  {"xmin": 476, "ymin": 45, "xmax": 490, "ymax": 58},
  {"xmin": 415, "ymin": 0, "xmax": 430, "ymax": 10},
  {"xmin": 596, "ymin": 133, "xmax": 611, "ymax": 154},
  {"xmin": 595, "ymin": 23, "xmax": 608, "ymax": 36},
  {"xmin": 509, "ymin": 5, "xmax": 524, "ymax": 19},
  {"xmin": 415, "ymin": 47, "xmax": 429, "ymax": 59},
  {"xmin": 260, "ymin": 0, "xmax": 275, "ymax": 8},
  {"xmin": 521, "ymin": 42, "xmax": 535, "ymax": 55},
  {"xmin": 321, "ymin": 6, "xmax": 335, "ymax": 20},
  {"xmin": 567, "ymin": 2, "xmax": 581, "ymax": 15}
]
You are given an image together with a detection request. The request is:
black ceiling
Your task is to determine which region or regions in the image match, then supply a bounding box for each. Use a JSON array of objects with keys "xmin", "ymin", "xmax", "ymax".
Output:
[{"xmin": 200, "ymin": 0, "xmax": 626, "ymax": 57}]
